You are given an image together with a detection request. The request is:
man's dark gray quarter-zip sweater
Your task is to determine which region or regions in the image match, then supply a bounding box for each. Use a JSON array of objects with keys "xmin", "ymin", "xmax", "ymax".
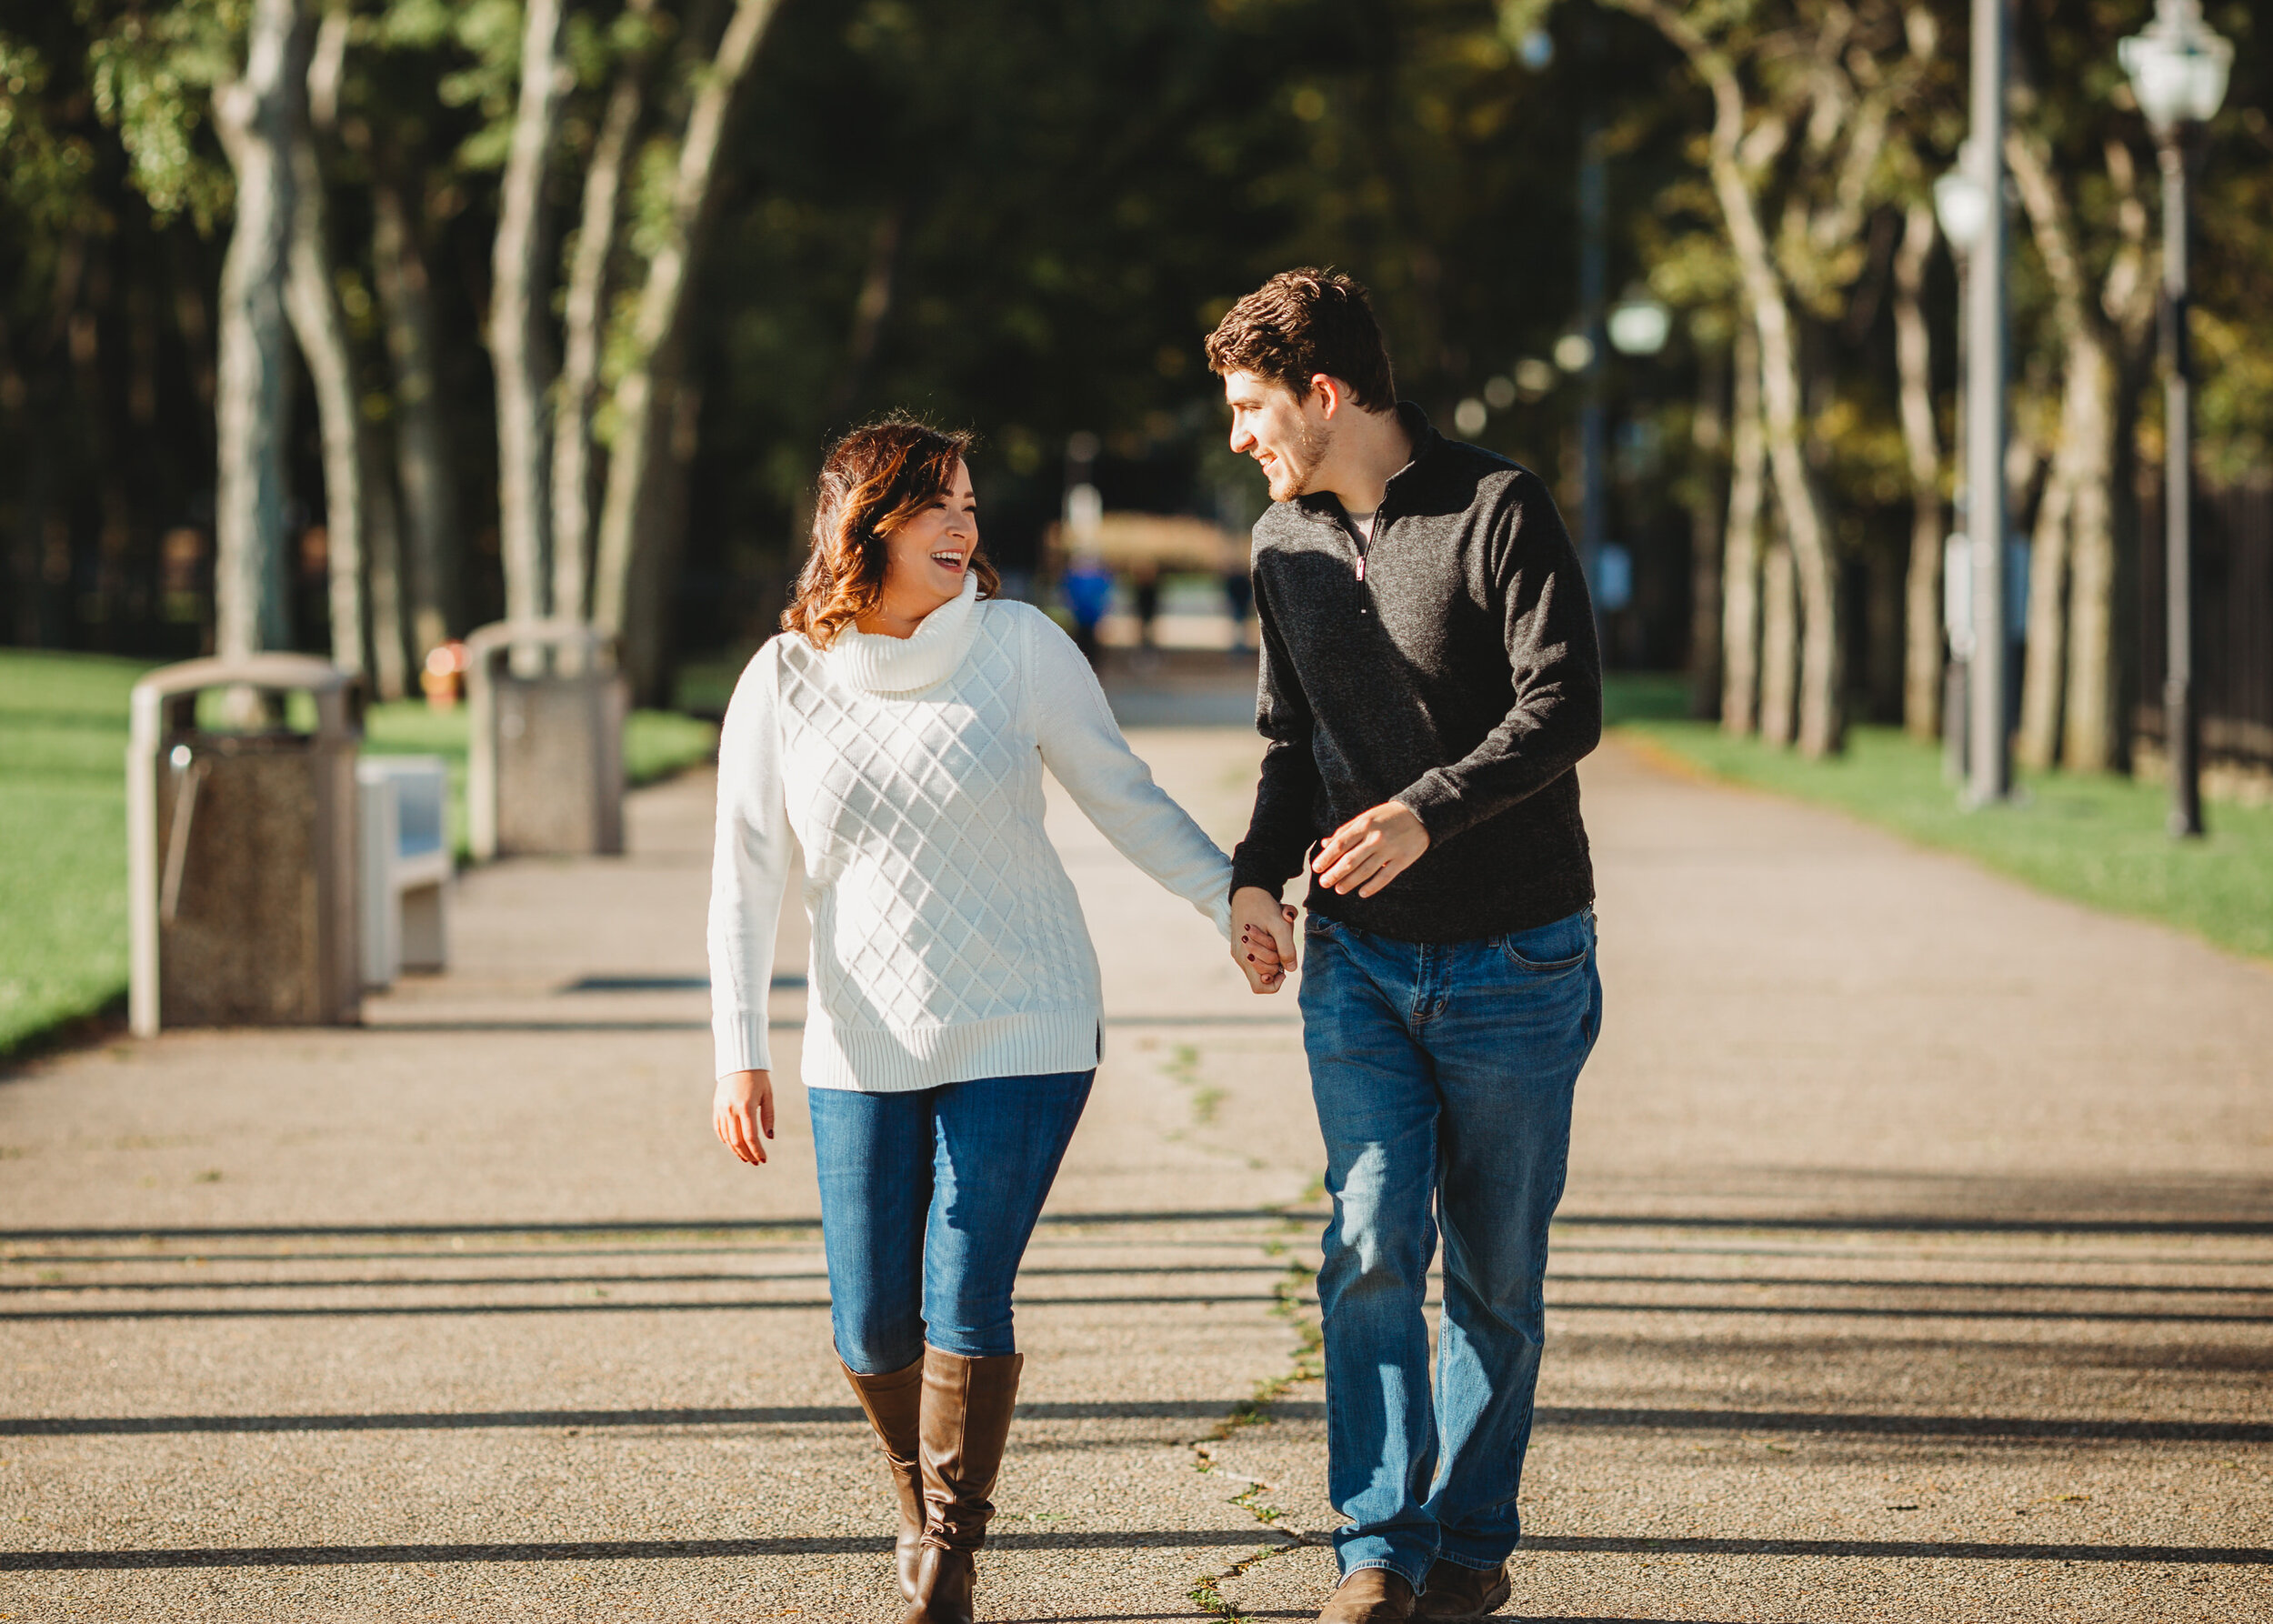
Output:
[{"xmin": 1230, "ymin": 405, "xmax": 1603, "ymax": 943}]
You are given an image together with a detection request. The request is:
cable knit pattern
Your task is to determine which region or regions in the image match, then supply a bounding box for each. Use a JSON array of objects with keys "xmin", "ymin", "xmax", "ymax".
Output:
[{"xmin": 709, "ymin": 579, "xmax": 1235, "ymax": 1091}]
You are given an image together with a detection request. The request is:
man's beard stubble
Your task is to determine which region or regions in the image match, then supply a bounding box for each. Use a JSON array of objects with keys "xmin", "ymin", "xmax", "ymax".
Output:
[{"xmin": 1274, "ymin": 416, "xmax": 1334, "ymax": 500}]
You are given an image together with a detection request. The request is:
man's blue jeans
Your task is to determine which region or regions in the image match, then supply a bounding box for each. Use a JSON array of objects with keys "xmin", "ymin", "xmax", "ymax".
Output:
[
  {"xmin": 807, "ymin": 1069, "xmax": 1094, "ymax": 1374},
  {"xmin": 1298, "ymin": 907, "xmax": 1601, "ymax": 1587}
]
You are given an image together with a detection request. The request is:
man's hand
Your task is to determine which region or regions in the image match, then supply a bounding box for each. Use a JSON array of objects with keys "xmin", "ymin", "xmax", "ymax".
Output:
[
  {"xmin": 1313, "ymin": 800, "xmax": 1431, "ymax": 897},
  {"xmin": 1230, "ymin": 885, "xmax": 1297, "ymax": 994},
  {"xmin": 713, "ymin": 1069, "xmax": 776, "ymax": 1166}
]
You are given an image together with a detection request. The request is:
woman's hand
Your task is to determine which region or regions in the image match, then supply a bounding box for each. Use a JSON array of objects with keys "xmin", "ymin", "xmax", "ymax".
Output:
[
  {"xmin": 713, "ymin": 1070, "xmax": 776, "ymax": 1166},
  {"xmin": 1230, "ymin": 886, "xmax": 1297, "ymax": 993}
]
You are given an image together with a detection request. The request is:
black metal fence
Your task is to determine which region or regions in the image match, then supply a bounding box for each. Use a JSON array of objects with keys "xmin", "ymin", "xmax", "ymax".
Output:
[{"xmin": 2134, "ymin": 479, "xmax": 2273, "ymax": 772}]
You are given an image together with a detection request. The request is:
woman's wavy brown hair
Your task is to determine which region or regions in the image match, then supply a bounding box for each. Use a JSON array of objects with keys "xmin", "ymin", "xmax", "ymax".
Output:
[{"xmin": 782, "ymin": 416, "xmax": 997, "ymax": 648}]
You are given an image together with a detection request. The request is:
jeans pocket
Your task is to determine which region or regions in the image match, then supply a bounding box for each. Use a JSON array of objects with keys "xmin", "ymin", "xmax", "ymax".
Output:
[{"xmin": 1496, "ymin": 911, "xmax": 1590, "ymax": 975}]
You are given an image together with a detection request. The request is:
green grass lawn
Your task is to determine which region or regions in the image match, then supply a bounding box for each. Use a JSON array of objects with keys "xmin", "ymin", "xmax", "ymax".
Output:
[
  {"xmin": 0, "ymin": 652, "xmax": 148, "ymax": 1063},
  {"xmin": 0, "ymin": 649, "xmax": 717, "ymax": 1060},
  {"xmin": 1604, "ymin": 673, "xmax": 2273, "ymax": 963}
]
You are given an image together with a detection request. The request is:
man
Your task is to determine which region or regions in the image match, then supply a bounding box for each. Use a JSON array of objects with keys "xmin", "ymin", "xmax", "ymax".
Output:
[{"xmin": 1210, "ymin": 268, "xmax": 1604, "ymax": 1623}]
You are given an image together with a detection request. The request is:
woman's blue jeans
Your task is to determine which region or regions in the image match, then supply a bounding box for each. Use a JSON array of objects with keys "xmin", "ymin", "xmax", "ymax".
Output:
[
  {"xmin": 806, "ymin": 1069, "xmax": 1095, "ymax": 1375},
  {"xmin": 1298, "ymin": 907, "xmax": 1602, "ymax": 1588}
]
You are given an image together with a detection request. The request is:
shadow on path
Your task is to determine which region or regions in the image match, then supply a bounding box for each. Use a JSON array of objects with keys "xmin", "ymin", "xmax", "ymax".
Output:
[
  {"xmin": 9, "ymin": 1403, "xmax": 2266, "ymax": 1444},
  {"xmin": 6, "ymin": 1533, "xmax": 2266, "ymax": 1572}
]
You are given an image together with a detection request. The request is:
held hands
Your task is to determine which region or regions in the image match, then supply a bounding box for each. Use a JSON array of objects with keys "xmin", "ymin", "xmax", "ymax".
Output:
[
  {"xmin": 713, "ymin": 1069, "xmax": 776, "ymax": 1166},
  {"xmin": 1313, "ymin": 800, "xmax": 1431, "ymax": 897},
  {"xmin": 1230, "ymin": 886, "xmax": 1298, "ymax": 994}
]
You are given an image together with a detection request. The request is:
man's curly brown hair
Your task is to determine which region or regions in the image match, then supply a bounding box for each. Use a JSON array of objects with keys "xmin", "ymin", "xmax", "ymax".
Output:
[
  {"xmin": 1203, "ymin": 268, "xmax": 1397, "ymax": 411},
  {"xmin": 783, "ymin": 416, "xmax": 998, "ymax": 649}
]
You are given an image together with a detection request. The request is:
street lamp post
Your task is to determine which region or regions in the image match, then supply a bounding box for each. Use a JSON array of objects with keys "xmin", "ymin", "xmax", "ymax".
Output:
[
  {"xmin": 2121, "ymin": 0, "xmax": 2232, "ymax": 839},
  {"xmin": 1960, "ymin": 0, "xmax": 2011, "ymax": 807},
  {"xmin": 1934, "ymin": 148, "xmax": 1991, "ymax": 789}
]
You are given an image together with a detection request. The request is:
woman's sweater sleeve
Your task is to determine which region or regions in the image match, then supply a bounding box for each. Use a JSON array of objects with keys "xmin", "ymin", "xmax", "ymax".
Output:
[
  {"xmin": 1025, "ymin": 609, "xmax": 1235, "ymax": 939},
  {"xmin": 707, "ymin": 645, "xmax": 793, "ymax": 1078}
]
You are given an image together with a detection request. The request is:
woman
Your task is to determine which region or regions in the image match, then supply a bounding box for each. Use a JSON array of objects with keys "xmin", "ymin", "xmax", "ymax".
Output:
[{"xmin": 708, "ymin": 418, "xmax": 1242, "ymax": 1624}]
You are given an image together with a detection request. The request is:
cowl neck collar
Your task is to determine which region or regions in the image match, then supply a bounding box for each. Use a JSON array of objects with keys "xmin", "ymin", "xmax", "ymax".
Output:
[{"xmin": 823, "ymin": 571, "xmax": 983, "ymax": 695}]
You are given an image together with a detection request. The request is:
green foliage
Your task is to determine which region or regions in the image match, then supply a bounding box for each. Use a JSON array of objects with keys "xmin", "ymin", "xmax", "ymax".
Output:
[
  {"xmin": 79, "ymin": 0, "xmax": 240, "ymax": 230},
  {"xmin": 1613, "ymin": 697, "xmax": 2273, "ymax": 965},
  {"xmin": 427, "ymin": 0, "xmax": 526, "ymax": 168},
  {"xmin": 0, "ymin": 34, "xmax": 101, "ymax": 227}
]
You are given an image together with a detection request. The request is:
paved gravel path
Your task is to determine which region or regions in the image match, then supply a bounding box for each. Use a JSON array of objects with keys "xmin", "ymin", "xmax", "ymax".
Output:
[{"xmin": 2, "ymin": 723, "xmax": 2268, "ymax": 1622}]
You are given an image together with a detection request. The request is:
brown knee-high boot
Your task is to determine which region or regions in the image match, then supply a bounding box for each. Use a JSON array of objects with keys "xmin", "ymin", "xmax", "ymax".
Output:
[
  {"xmin": 904, "ymin": 1346, "xmax": 1024, "ymax": 1624},
  {"xmin": 839, "ymin": 1357, "xmax": 926, "ymax": 1599}
]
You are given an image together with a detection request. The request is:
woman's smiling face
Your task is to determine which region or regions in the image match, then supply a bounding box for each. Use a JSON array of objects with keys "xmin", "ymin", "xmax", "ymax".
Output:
[{"xmin": 867, "ymin": 457, "xmax": 978, "ymax": 634}]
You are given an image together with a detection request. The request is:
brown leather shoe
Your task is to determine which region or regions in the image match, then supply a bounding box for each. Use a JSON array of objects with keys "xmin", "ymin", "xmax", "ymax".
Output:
[
  {"xmin": 1317, "ymin": 1565, "xmax": 1418, "ymax": 1622},
  {"xmin": 903, "ymin": 1346, "xmax": 1023, "ymax": 1624},
  {"xmin": 1414, "ymin": 1558, "xmax": 1511, "ymax": 1619},
  {"xmin": 839, "ymin": 1357, "xmax": 925, "ymax": 1599}
]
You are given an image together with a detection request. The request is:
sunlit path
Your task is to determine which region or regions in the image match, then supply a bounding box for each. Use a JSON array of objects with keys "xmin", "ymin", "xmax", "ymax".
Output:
[{"xmin": 3, "ymin": 714, "xmax": 2268, "ymax": 1621}]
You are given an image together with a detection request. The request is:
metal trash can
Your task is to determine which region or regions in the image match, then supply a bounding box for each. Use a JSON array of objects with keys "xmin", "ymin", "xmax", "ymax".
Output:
[
  {"xmin": 466, "ymin": 620, "xmax": 626, "ymax": 860},
  {"xmin": 126, "ymin": 655, "xmax": 362, "ymax": 1037},
  {"xmin": 356, "ymin": 756, "xmax": 452, "ymax": 987}
]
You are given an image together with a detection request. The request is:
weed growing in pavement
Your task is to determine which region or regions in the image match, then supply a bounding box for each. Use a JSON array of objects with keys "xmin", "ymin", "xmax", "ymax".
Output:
[{"xmin": 1185, "ymin": 1202, "xmax": 1329, "ymax": 1620}]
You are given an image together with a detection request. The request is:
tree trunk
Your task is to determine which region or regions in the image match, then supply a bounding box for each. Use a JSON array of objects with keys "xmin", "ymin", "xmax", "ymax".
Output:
[
  {"xmin": 551, "ymin": 10, "xmax": 655, "ymax": 630},
  {"xmin": 591, "ymin": 0, "xmax": 784, "ymax": 682},
  {"xmin": 2016, "ymin": 457, "xmax": 2074, "ymax": 769},
  {"xmin": 2068, "ymin": 139, "xmax": 2158, "ymax": 774},
  {"xmin": 1625, "ymin": 0, "xmax": 1843, "ymax": 755},
  {"xmin": 2006, "ymin": 124, "xmax": 2124, "ymax": 773},
  {"xmin": 283, "ymin": 98, "xmax": 365, "ymax": 680},
  {"xmin": 1759, "ymin": 526, "xmax": 1798, "ymax": 747},
  {"xmin": 208, "ymin": 0, "xmax": 302, "ymax": 662},
  {"xmin": 1892, "ymin": 199, "xmax": 1944, "ymax": 740},
  {"xmin": 371, "ymin": 167, "xmax": 460, "ymax": 660},
  {"xmin": 1755, "ymin": 298, "xmax": 1841, "ymax": 757},
  {"xmin": 1720, "ymin": 309, "xmax": 1767, "ymax": 736},
  {"xmin": 1686, "ymin": 339, "xmax": 1726, "ymax": 719},
  {"xmin": 2057, "ymin": 346, "xmax": 2118, "ymax": 771},
  {"xmin": 365, "ymin": 427, "xmax": 410, "ymax": 700},
  {"xmin": 491, "ymin": 0, "xmax": 568, "ymax": 641}
]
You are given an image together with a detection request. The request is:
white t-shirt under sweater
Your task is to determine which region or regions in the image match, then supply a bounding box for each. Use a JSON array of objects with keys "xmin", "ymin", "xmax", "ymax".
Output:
[{"xmin": 708, "ymin": 574, "xmax": 1235, "ymax": 1092}]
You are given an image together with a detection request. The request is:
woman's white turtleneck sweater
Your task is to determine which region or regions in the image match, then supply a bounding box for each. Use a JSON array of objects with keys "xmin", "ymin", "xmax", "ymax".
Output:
[{"xmin": 708, "ymin": 574, "xmax": 1235, "ymax": 1092}]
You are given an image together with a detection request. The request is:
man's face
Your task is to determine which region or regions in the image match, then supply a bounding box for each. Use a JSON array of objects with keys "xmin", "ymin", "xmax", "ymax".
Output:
[{"xmin": 1223, "ymin": 370, "xmax": 1332, "ymax": 503}]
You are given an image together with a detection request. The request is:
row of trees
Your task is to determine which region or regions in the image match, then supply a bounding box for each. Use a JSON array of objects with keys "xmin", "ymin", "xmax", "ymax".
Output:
[
  {"xmin": 1597, "ymin": 0, "xmax": 2268, "ymax": 767},
  {"xmin": 69, "ymin": 0, "xmax": 783, "ymax": 699},
  {"xmin": 6, "ymin": 0, "xmax": 1667, "ymax": 699},
  {"xmin": 2, "ymin": 1, "xmax": 2267, "ymax": 735}
]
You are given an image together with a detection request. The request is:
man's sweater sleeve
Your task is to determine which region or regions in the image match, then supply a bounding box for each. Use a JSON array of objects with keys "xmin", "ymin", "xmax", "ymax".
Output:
[
  {"xmin": 707, "ymin": 645, "xmax": 793, "ymax": 1079},
  {"xmin": 1392, "ymin": 482, "xmax": 1604, "ymax": 844},
  {"xmin": 1229, "ymin": 561, "xmax": 1324, "ymax": 900},
  {"xmin": 1026, "ymin": 609, "xmax": 1236, "ymax": 939}
]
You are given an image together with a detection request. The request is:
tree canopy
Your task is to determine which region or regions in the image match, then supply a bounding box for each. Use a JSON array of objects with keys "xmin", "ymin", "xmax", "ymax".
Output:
[{"xmin": 2, "ymin": 0, "xmax": 2267, "ymax": 744}]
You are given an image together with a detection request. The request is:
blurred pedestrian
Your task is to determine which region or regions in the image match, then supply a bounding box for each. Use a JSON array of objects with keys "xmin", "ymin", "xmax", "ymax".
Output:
[
  {"xmin": 1211, "ymin": 271, "xmax": 1605, "ymax": 1624},
  {"xmin": 1060, "ymin": 552, "xmax": 1113, "ymax": 668},
  {"xmin": 708, "ymin": 417, "xmax": 1247, "ymax": 1624},
  {"xmin": 1131, "ymin": 559, "xmax": 1162, "ymax": 649}
]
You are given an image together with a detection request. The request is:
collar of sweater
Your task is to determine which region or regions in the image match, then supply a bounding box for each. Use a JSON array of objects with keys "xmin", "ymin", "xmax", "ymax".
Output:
[
  {"xmin": 822, "ymin": 571, "xmax": 983, "ymax": 694},
  {"xmin": 1290, "ymin": 401, "xmax": 1443, "ymax": 528}
]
